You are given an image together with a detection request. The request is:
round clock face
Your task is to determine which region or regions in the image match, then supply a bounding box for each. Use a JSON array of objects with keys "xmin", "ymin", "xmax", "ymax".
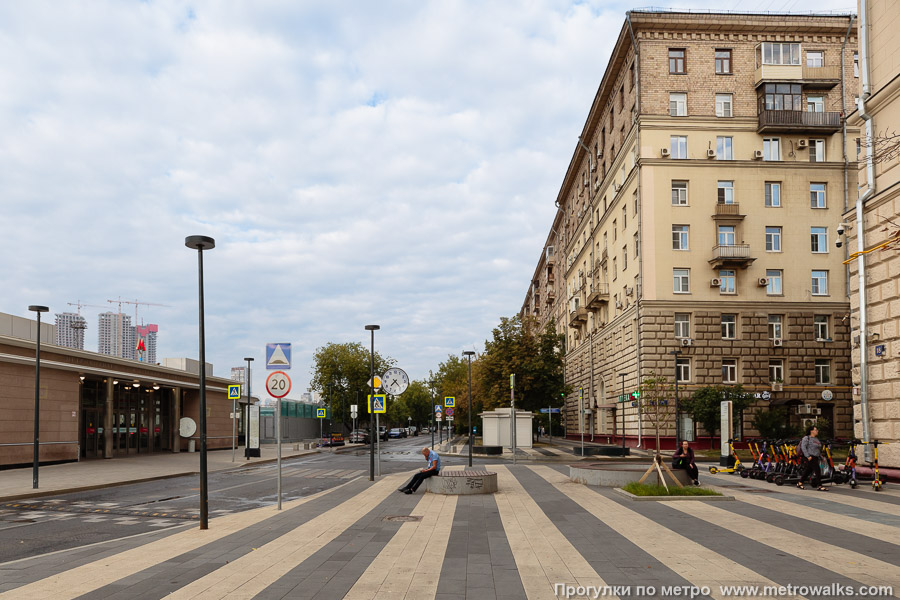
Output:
[{"xmin": 382, "ymin": 367, "xmax": 409, "ymax": 395}]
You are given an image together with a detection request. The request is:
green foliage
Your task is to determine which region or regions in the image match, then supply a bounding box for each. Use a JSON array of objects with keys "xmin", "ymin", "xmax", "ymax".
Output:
[
  {"xmin": 681, "ymin": 385, "xmax": 753, "ymax": 440},
  {"xmin": 751, "ymin": 408, "xmax": 794, "ymax": 439},
  {"xmin": 622, "ymin": 482, "xmax": 722, "ymax": 497},
  {"xmin": 476, "ymin": 316, "xmax": 565, "ymax": 414},
  {"xmin": 309, "ymin": 342, "xmax": 394, "ymax": 428},
  {"xmin": 636, "ymin": 372, "xmax": 676, "ymax": 456}
]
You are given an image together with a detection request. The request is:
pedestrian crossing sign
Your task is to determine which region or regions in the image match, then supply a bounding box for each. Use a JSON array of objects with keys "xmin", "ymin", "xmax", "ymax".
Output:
[
  {"xmin": 316, "ymin": 408, "xmax": 327, "ymax": 418},
  {"xmin": 368, "ymin": 394, "xmax": 386, "ymax": 414},
  {"xmin": 444, "ymin": 396, "xmax": 455, "ymax": 408},
  {"xmin": 227, "ymin": 384, "xmax": 241, "ymax": 400}
]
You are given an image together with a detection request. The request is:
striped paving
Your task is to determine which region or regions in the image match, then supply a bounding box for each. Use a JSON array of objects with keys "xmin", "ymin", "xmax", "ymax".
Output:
[{"xmin": 1, "ymin": 464, "xmax": 898, "ymax": 599}]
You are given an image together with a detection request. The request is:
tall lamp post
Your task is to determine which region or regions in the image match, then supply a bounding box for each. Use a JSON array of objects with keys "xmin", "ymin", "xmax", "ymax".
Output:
[
  {"xmin": 185, "ymin": 235, "xmax": 214, "ymax": 530},
  {"xmin": 670, "ymin": 349, "xmax": 682, "ymax": 447},
  {"xmin": 244, "ymin": 357, "xmax": 253, "ymax": 459},
  {"xmin": 365, "ymin": 325, "xmax": 379, "ymax": 481},
  {"xmin": 28, "ymin": 305, "xmax": 49, "ymax": 489},
  {"xmin": 619, "ymin": 372, "xmax": 628, "ymax": 452},
  {"xmin": 463, "ymin": 351, "xmax": 475, "ymax": 467}
]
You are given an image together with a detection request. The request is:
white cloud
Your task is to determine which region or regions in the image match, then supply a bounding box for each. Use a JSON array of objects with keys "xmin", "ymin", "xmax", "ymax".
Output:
[{"xmin": 0, "ymin": 0, "xmax": 858, "ymax": 396}]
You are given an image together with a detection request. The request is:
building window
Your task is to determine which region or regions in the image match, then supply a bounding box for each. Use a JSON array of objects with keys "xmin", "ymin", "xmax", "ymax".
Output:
[
  {"xmin": 811, "ymin": 227, "xmax": 828, "ymax": 253},
  {"xmin": 815, "ymin": 359, "xmax": 831, "ymax": 385},
  {"xmin": 676, "ymin": 358, "xmax": 691, "ymax": 382},
  {"xmin": 814, "ymin": 315, "xmax": 829, "ymax": 340},
  {"xmin": 768, "ymin": 315, "xmax": 783, "ymax": 340},
  {"xmin": 763, "ymin": 138, "xmax": 780, "ymax": 161},
  {"xmin": 673, "ymin": 269, "xmax": 690, "ymax": 293},
  {"xmin": 634, "ymin": 232, "xmax": 639, "ymax": 257},
  {"xmin": 763, "ymin": 83, "xmax": 802, "ymax": 110},
  {"xmin": 721, "ymin": 314, "xmax": 737, "ymax": 339},
  {"xmin": 765, "ymin": 226, "xmax": 782, "ymax": 252},
  {"xmin": 765, "ymin": 182, "xmax": 781, "ymax": 207},
  {"xmin": 811, "ymin": 270, "xmax": 829, "ymax": 295},
  {"xmin": 719, "ymin": 270, "xmax": 736, "ymax": 294},
  {"xmin": 619, "ymin": 85, "xmax": 625, "ymax": 112},
  {"xmin": 766, "ymin": 269, "xmax": 783, "ymax": 295},
  {"xmin": 761, "ymin": 42, "xmax": 800, "ymax": 66},
  {"xmin": 612, "ymin": 258, "xmax": 617, "ymax": 280},
  {"xmin": 717, "ymin": 180, "xmax": 734, "ymax": 204},
  {"xmin": 769, "ymin": 359, "xmax": 784, "ymax": 383},
  {"xmin": 715, "ymin": 93, "xmax": 733, "ymax": 117},
  {"xmin": 623, "ymin": 245, "xmax": 627, "ymax": 270},
  {"xmin": 629, "ymin": 63, "xmax": 635, "ymax": 89},
  {"xmin": 810, "ymin": 183, "xmax": 827, "ymax": 208},
  {"xmin": 854, "ymin": 52, "xmax": 859, "ymax": 78},
  {"xmin": 633, "ymin": 190, "xmax": 638, "ymax": 214},
  {"xmin": 717, "ymin": 136, "xmax": 733, "ymax": 160},
  {"xmin": 674, "ymin": 313, "xmax": 690, "ymax": 338},
  {"xmin": 669, "ymin": 48, "xmax": 686, "ymax": 74},
  {"xmin": 715, "ymin": 49, "xmax": 732, "ymax": 74},
  {"xmin": 722, "ymin": 359, "xmax": 738, "ymax": 383},
  {"xmin": 672, "ymin": 225, "xmax": 689, "ymax": 250},
  {"xmin": 669, "ymin": 92, "xmax": 687, "ymax": 116},
  {"xmin": 613, "ymin": 219, "xmax": 617, "ymax": 240},
  {"xmin": 806, "ymin": 51, "xmax": 824, "ymax": 68},
  {"xmin": 670, "ymin": 136, "xmax": 687, "ymax": 159},
  {"xmin": 809, "ymin": 139, "xmax": 825, "ymax": 162},
  {"xmin": 672, "ymin": 181, "xmax": 688, "ymax": 205},
  {"xmin": 718, "ymin": 225, "xmax": 735, "ymax": 247},
  {"xmin": 623, "ymin": 206, "xmax": 627, "ymax": 229},
  {"xmin": 807, "ymin": 96, "xmax": 824, "ymax": 113}
]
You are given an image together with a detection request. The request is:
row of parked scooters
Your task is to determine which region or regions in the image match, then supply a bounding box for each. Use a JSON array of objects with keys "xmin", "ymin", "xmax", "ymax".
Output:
[{"xmin": 709, "ymin": 438, "xmax": 886, "ymax": 491}]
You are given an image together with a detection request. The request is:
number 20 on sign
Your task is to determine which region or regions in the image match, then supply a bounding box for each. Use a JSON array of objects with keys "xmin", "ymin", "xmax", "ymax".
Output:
[{"xmin": 266, "ymin": 371, "xmax": 291, "ymax": 398}]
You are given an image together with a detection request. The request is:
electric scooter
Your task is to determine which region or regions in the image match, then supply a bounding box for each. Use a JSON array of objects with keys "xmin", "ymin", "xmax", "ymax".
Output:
[{"xmin": 709, "ymin": 439, "xmax": 744, "ymax": 475}]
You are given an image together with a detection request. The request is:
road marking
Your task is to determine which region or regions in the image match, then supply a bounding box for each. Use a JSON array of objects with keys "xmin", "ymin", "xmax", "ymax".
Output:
[
  {"xmin": 491, "ymin": 465, "xmax": 613, "ymax": 600},
  {"xmin": 666, "ymin": 501, "xmax": 900, "ymax": 588},
  {"xmin": 528, "ymin": 465, "xmax": 803, "ymax": 600}
]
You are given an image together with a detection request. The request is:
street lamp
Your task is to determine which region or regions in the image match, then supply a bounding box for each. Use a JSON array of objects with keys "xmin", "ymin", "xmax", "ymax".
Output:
[
  {"xmin": 619, "ymin": 372, "xmax": 628, "ymax": 452},
  {"xmin": 185, "ymin": 234, "xmax": 214, "ymax": 530},
  {"xmin": 28, "ymin": 305, "xmax": 48, "ymax": 489},
  {"xmin": 463, "ymin": 351, "xmax": 475, "ymax": 467},
  {"xmin": 365, "ymin": 325, "xmax": 379, "ymax": 481},
  {"xmin": 244, "ymin": 357, "xmax": 253, "ymax": 460},
  {"xmin": 670, "ymin": 349, "xmax": 682, "ymax": 447}
]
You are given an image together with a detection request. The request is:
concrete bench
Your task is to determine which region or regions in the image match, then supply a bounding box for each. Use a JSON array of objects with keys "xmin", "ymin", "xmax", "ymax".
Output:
[{"xmin": 424, "ymin": 469, "xmax": 498, "ymax": 495}]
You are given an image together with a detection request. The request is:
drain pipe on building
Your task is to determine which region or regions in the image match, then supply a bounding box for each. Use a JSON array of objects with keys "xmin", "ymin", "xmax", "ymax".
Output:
[
  {"xmin": 577, "ymin": 136, "xmax": 597, "ymax": 444},
  {"xmin": 627, "ymin": 11, "xmax": 644, "ymax": 449},
  {"xmin": 855, "ymin": 1, "xmax": 875, "ymax": 461}
]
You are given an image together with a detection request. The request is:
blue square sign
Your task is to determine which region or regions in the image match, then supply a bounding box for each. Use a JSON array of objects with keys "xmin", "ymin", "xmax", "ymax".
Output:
[{"xmin": 266, "ymin": 343, "xmax": 291, "ymax": 370}]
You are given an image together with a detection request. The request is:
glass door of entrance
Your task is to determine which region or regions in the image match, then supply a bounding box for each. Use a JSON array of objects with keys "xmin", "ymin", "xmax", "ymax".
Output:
[{"xmin": 81, "ymin": 407, "xmax": 102, "ymax": 459}]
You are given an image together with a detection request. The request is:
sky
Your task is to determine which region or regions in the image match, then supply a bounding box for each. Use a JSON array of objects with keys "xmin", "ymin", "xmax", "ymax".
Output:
[{"xmin": 0, "ymin": 0, "xmax": 856, "ymax": 399}]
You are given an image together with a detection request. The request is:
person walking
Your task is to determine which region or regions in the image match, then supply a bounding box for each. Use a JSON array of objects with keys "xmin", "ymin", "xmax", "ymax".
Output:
[
  {"xmin": 797, "ymin": 426, "xmax": 827, "ymax": 491},
  {"xmin": 398, "ymin": 447, "xmax": 441, "ymax": 494},
  {"xmin": 672, "ymin": 440, "xmax": 700, "ymax": 486}
]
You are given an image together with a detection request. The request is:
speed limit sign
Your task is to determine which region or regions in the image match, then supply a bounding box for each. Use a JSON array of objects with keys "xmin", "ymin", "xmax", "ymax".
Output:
[{"xmin": 266, "ymin": 370, "xmax": 292, "ymax": 398}]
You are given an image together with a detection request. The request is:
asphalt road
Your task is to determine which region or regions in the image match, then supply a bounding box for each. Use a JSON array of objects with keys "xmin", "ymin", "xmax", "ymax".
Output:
[{"xmin": 0, "ymin": 434, "xmax": 473, "ymax": 564}]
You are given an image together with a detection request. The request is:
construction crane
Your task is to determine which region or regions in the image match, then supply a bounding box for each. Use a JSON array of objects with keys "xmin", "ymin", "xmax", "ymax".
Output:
[
  {"xmin": 66, "ymin": 300, "xmax": 107, "ymax": 315},
  {"xmin": 106, "ymin": 298, "xmax": 171, "ymax": 358}
]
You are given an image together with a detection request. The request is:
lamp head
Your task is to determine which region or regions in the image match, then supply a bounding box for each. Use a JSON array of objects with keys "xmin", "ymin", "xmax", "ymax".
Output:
[
  {"xmin": 185, "ymin": 235, "xmax": 215, "ymax": 250},
  {"xmin": 365, "ymin": 325, "xmax": 380, "ymax": 331},
  {"xmin": 28, "ymin": 305, "xmax": 49, "ymax": 313}
]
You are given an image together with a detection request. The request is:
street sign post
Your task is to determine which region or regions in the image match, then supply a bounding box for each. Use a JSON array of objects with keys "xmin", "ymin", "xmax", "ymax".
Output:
[
  {"xmin": 266, "ymin": 371, "xmax": 291, "ymax": 399},
  {"xmin": 317, "ymin": 407, "xmax": 327, "ymax": 443},
  {"xmin": 228, "ymin": 385, "xmax": 241, "ymax": 461},
  {"xmin": 265, "ymin": 343, "xmax": 291, "ymax": 370},
  {"xmin": 444, "ymin": 396, "xmax": 455, "ymax": 408}
]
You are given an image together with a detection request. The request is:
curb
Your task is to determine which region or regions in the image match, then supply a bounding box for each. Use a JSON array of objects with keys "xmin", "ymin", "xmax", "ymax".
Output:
[{"xmin": 612, "ymin": 487, "xmax": 734, "ymax": 502}]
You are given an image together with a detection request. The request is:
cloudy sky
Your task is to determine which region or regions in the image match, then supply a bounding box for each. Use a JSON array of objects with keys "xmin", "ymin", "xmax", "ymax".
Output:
[{"xmin": 0, "ymin": 0, "xmax": 855, "ymax": 397}]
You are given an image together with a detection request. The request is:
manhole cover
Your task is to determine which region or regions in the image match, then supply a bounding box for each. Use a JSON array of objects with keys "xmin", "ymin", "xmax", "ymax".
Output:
[{"xmin": 383, "ymin": 515, "xmax": 422, "ymax": 522}]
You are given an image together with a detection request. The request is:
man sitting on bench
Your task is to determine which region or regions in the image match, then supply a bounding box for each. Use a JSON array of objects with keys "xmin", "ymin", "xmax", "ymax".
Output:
[{"xmin": 398, "ymin": 447, "xmax": 441, "ymax": 494}]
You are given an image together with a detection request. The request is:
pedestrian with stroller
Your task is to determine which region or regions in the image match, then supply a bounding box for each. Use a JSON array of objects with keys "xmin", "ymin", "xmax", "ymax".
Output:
[
  {"xmin": 672, "ymin": 440, "xmax": 700, "ymax": 486},
  {"xmin": 398, "ymin": 447, "xmax": 441, "ymax": 494},
  {"xmin": 797, "ymin": 426, "xmax": 828, "ymax": 491}
]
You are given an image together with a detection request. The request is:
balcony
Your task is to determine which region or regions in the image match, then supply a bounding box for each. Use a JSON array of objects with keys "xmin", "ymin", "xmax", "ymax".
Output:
[
  {"xmin": 753, "ymin": 64, "xmax": 840, "ymax": 89},
  {"xmin": 802, "ymin": 65, "xmax": 840, "ymax": 88},
  {"xmin": 545, "ymin": 289, "xmax": 556, "ymax": 303},
  {"xmin": 568, "ymin": 306, "xmax": 588, "ymax": 328},
  {"xmin": 712, "ymin": 203, "xmax": 745, "ymax": 221},
  {"xmin": 757, "ymin": 110, "xmax": 841, "ymax": 134},
  {"xmin": 709, "ymin": 244, "xmax": 756, "ymax": 269},
  {"xmin": 586, "ymin": 283, "xmax": 609, "ymax": 310}
]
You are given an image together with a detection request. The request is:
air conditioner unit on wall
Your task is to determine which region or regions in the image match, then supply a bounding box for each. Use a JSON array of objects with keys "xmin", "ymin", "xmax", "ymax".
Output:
[
  {"xmin": 710, "ymin": 278, "xmax": 722, "ymax": 287},
  {"xmin": 773, "ymin": 338, "xmax": 783, "ymax": 347},
  {"xmin": 798, "ymin": 139, "xmax": 808, "ymax": 148},
  {"xmin": 797, "ymin": 404, "xmax": 813, "ymax": 415},
  {"xmin": 660, "ymin": 148, "xmax": 670, "ymax": 157},
  {"xmin": 758, "ymin": 277, "xmax": 769, "ymax": 286},
  {"xmin": 753, "ymin": 150, "xmax": 764, "ymax": 159},
  {"xmin": 680, "ymin": 338, "xmax": 693, "ymax": 347},
  {"xmin": 801, "ymin": 417, "xmax": 818, "ymax": 428},
  {"xmin": 706, "ymin": 149, "xmax": 716, "ymax": 158}
]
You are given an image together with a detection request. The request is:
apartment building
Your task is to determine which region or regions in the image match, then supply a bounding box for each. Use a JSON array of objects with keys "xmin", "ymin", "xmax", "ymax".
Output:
[
  {"xmin": 54, "ymin": 312, "xmax": 87, "ymax": 350},
  {"xmin": 523, "ymin": 10, "xmax": 858, "ymax": 448},
  {"xmin": 845, "ymin": 0, "xmax": 900, "ymax": 467}
]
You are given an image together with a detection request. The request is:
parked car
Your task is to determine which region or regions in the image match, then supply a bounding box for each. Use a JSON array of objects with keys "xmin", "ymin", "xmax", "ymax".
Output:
[
  {"xmin": 388, "ymin": 428, "xmax": 406, "ymax": 439},
  {"xmin": 348, "ymin": 429, "xmax": 369, "ymax": 444}
]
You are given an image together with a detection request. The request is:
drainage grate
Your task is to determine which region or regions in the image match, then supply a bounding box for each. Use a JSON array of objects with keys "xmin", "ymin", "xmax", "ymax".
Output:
[{"xmin": 383, "ymin": 515, "xmax": 422, "ymax": 522}]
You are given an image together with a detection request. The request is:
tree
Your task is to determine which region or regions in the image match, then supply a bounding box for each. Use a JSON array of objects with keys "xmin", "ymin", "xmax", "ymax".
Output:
[
  {"xmin": 751, "ymin": 408, "xmax": 793, "ymax": 439},
  {"xmin": 476, "ymin": 315, "xmax": 565, "ymax": 414},
  {"xmin": 681, "ymin": 385, "xmax": 753, "ymax": 446},
  {"xmin": 636, "ymin": 372, "xmax": 676, "ymax": 457},
  {"xmin": 309, "ymin": 342, "xmax": 394, "ymax": 430}
]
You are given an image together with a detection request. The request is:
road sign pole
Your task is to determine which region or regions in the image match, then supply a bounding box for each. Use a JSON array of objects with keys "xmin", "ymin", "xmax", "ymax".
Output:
[
  {"xmin": 232, "ymin": 395, "xmax": 236, "ymax": 462},
  {"xmin": 376, "ymin": 414, "xmax": 381, "ymax": 476},
  {"xmin": 277, "ymin": 398, "xmax": 282, "ymax": 511}
]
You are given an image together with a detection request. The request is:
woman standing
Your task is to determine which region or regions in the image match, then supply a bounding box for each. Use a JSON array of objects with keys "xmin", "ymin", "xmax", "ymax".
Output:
[{"xmin": 797, "ymin": 426, "xmax": 828, "ymax": 491}]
